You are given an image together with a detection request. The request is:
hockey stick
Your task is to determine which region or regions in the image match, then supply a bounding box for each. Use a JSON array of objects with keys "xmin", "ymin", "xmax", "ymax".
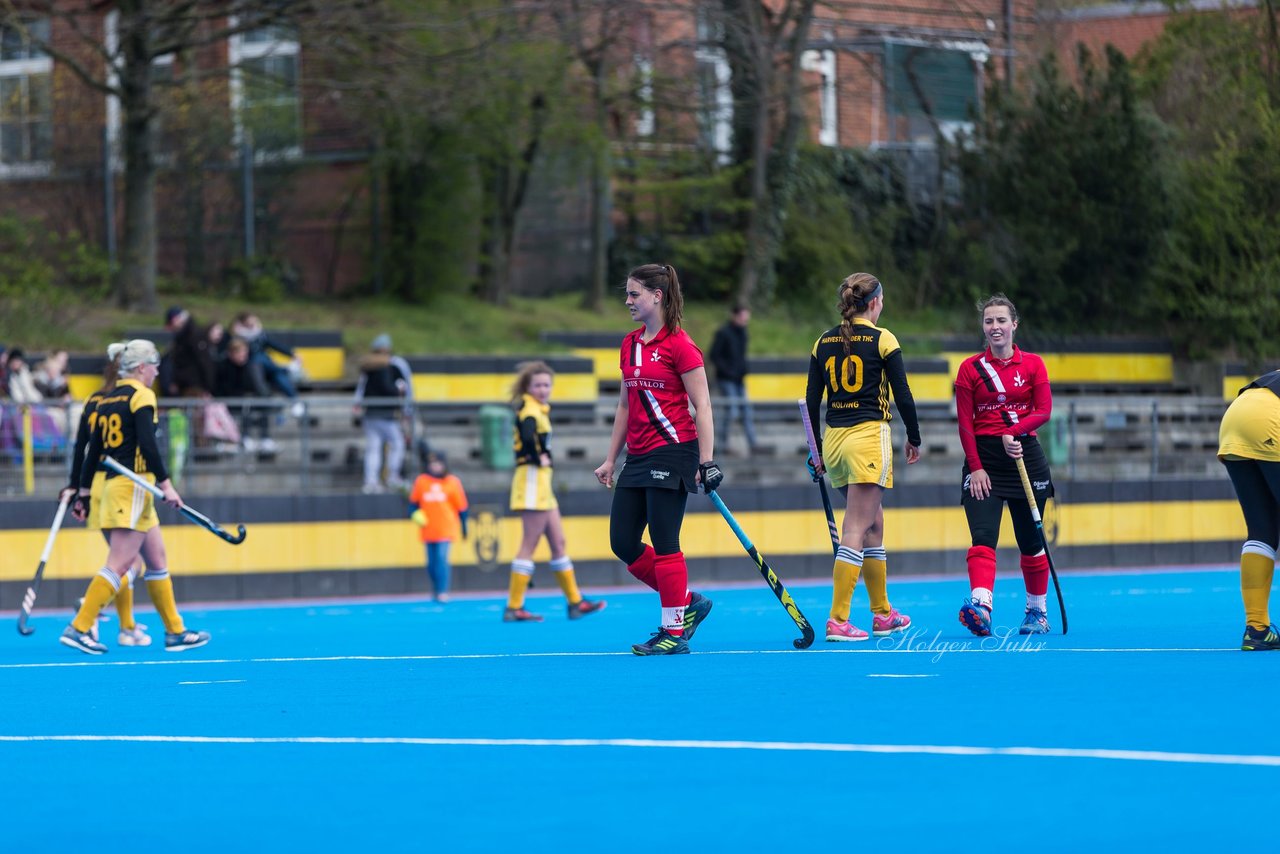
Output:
[
  {"xmin": 707, "ymin": 490, "xmax": 815, "ymax": 649},
  {"xmin": 798, "ymin": 400, "xmax": 839, "ymax": 555},
  {"xmin": 101, "ymin": 456, "xmax": 247, "ymax": 545},
  {"xmin": 16, "ymin": 494, "xmax": 72, "ymax": 636},
  {"xmin": 1015, "ymin": 457, "xmax": 1068, "ymax": 634}
]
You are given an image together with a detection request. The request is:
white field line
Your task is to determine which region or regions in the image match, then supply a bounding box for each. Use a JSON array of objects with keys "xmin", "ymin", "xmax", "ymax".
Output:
[
  {"xmin": 0, "ymin": 646, "xmax": 1235, "ymax": 671},
  {"xmin": 0, "ymin": 734, "xmax": 1276, "ymax": 768}
]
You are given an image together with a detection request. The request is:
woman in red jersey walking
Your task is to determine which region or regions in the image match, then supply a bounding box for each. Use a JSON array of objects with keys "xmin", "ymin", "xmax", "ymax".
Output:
[
  {"xmin": 954, "ymin": 294, "xmax": 1055, "ymax": 636},
  {"xmin": 594, "ymin": 264, "xmax": 721, "ymax": 656}
]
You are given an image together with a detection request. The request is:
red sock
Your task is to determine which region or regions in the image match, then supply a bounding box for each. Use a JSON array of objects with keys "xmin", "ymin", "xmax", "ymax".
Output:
[
  {"xmin": 653, "ymin": 550, "xmax": 689, "ymax": 636},
  {"xmin": 627, "ymin": 546, "xmax": 658, "ymax": 591},
  {"xmin": 1020, "ymin": 553, "xmax": 1049, "ymax": 596},
  {"xmin": 967, "ymin": 546, "xmax": 997, "ymax": 594}
]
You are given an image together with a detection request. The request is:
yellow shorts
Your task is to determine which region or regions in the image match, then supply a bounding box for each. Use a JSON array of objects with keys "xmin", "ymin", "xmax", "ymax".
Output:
[
  {"xmin": 824, "ymin": 421, "xmax": 894, "ymax": 489},
  {"xmin": 509, "ymin": 464, "xmax": 558, "ymax": 512},
  {"xmin": 96, "ymin": 472, "xmax": 160, "ymax": 533},
  {"xmin": 1220, "ymin": 388, "xmax": 1280, "ymax": 462},
  {"xmin": 86, "ymin": 470, "xmax": 106, "ymax": 532}
]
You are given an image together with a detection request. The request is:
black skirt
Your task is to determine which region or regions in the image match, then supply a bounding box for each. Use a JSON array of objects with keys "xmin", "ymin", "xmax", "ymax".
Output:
[
  {"xmin": 960, "ymin": 435, "xmax": 1054, "ymax": 502},
  {"xmin": 616, "ymin": 440, "xmax": 700, "ymax": 493}
]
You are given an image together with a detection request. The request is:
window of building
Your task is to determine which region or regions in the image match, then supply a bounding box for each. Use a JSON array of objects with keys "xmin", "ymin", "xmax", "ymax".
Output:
[
  {"xmin": 229, "ymin": 24, "xmax": 301, "ymax": 156},
  {"xmin": 884, "ymin": 42, "xmax": 979, "ymax": 145},
  {"xmin": 801, "ymin": 49, "xmax": 837, "ymax": 147},
  {"xmin": 634, "ymin": 55, "xmax": 654, "ymax": 137},
  {"xmin": 694, "ymin": 8, "xmax": 731, "ymax": 162},
  {"xmin": 0, "ymin": 17, "xmax": 52, "ymax": 171}
]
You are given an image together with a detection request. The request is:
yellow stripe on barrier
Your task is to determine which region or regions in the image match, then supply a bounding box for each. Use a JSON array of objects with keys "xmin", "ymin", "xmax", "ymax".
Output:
[
  {"xmin": 0, "ymin": 499, "xmax": 1245, "ymax": 581},
  {"xmin": 410, "ymin": 373, "xmax": 597, "ymax": 404}
]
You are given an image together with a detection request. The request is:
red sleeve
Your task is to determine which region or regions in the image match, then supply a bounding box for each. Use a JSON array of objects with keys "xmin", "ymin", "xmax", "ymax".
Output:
[
  {"xmin": 671, "ymin": 330, "xmax": 704, "ymax": 375},
  {"xmin": 1017, "ymin": 354, "xmax": 1053, "ymax": 436},
  {"xmin": 954, "ymin": 359, "xmax": 983, "ymax": 472}
]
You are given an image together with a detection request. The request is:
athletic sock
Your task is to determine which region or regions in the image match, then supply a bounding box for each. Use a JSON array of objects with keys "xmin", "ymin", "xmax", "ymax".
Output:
[
  {"xmin": 862, "ymin": 546, "xmax": 890, "ymax": 616},
  {"xmin": 626, "ymin": 545, "xmax": 658, "ymax": 591},
  {"xmin": 1021, "ymin": 552, "xmax": 1050, "ymax": 611},
  {"xmin": 1242, "ymin": 541, "xmax": 1276, "ymax": 629},
  {"xmin": 550, "ymin": 556, "xmax": 582, "ymax": 604},
  {"xmin": 653, "ymin": 551, "xmax": 688, "ymax": 636},
  {"xmin": 967, "ymin": 546, "xmax": 997, "ymax": 607},
  {"xmin": 144, "ymin": 571, "xmax": 185, "ymax": 634},
  {"xmin": 115, "ymin": 567, "xmax": 138, "ymax": 631},
  {"xmin": 830, "ymin": 546, "xmax": 863, "ymax": 623},
  {"xmin": 507, "ymin": 559, "xmax": 535, "ymax": 609},
  {"xmin": 72, "ymin": 570, "xmax": 119, "ymax": 633}
]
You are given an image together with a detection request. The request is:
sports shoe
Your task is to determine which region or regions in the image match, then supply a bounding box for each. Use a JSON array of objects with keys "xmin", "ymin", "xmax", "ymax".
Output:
[
  {"xmin": 503, "ymin": 607, "xmax": 544, "ymax": 622},
  {"xmin": 631, "ymin": 629, "xmax": 689, "ymax": 656},
  {"xmin": 165, "ymin": 629, "xmax": 211, "ymax": 652},
  {"xmin": 683, "ymin": 592, "xmax": 713, "ymax": 639},
  {"xmin": 959, "ymin": 598, "xmax": 993, "ymax": 637},
  {"xmin": 568, "ymin": 598, "xmax": 606, "ymax": 620},
  {"xmin": 118, "ymin": 623, "xmax": 152, "ymax": 647},
  {"xmin": 60, "ymin": 623, "xmax": 108, "ymax": 655},
  {"xmin": 872, "ymin": 607, "xmax": 912, "ymax": 637},
  {"xmin": 1241, "ymin": 624, "xmax": 1280, "ymax": 651},
  {"xmin": 1019, "ymin": 607, "xmax": 1051, "ymax": 635},
  {"xmin": 825, "ymin": 617, "xmax": 870, "ymax": 642},
  {"xmin": 76, "ymin": 597, "xmax": 101, "ymax": 642}
]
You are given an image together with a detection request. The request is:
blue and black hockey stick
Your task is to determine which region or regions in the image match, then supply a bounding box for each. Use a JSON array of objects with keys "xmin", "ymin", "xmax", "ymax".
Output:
[{"xmin": 707, "ymin": 490, "xmax": 815, "ymax": 649}]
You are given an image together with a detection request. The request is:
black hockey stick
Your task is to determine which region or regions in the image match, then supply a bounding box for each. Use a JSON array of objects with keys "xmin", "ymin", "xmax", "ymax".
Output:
[
  {"xmin": 1015, "ymin": 457, "xmax": 1068, "ymax": 634},
  {"xmin": 707, "ymin": 490, "xmax": 815, "ymax": 649},
  {"xmin": 101, "ymin": 456, "xmax": 247, "ymax": 545},
  {"xmin": 16, "ymin": 494, "xmax": 72, "ymax": 636},
  {"xmin": 798, "ymin": 400, "xmax": 840, "ymax": 555}
]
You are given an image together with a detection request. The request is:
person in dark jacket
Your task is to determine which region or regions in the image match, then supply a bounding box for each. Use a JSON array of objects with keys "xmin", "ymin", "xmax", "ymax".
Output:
[
  {"xmin": 709, "ymin": 303, "xmax": 760, "ymax": 454},
  {"xmin": 215, "ymin": 337, "xmax": 273, "ymax": 452},
  {"xmin": 354, "ymin": 334, "xmax": 412, "ymax": 493},
  {"xmin": 161, "ymin": 306, "xmax": 216, "ymax": 398}
]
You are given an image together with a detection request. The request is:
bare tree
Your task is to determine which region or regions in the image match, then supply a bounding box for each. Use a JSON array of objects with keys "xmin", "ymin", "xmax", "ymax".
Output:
[{"xmin": 0, "ymin": 0, "xmax": 371, "ymax": 310}]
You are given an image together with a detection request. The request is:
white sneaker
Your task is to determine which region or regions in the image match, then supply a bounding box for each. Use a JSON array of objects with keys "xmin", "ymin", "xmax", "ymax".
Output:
[
  {"xmin": 260, "ymin": 437, "xmax": 278, "ymax": 453},
  {"xmin": 361, "ymin": 483, "xmax": 383, "ymax": 495},
  {"xmin": 290, "ymin": 401, "xmax": 306, "ymax": 418},
  {"xmin": 118, "ymin": 623, "xmax": 152, "ymax": 647},
  {"xmin": 243, "ymin": 437, "xmax": 260, "ymax": 452}
]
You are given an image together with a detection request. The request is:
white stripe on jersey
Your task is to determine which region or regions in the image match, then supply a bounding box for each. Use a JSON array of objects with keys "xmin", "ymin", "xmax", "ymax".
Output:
[
  {"xmin": 644, "ymin": 389, "xmax": 681, "ymax": 443},
  {"xmin": 979, "ymin": 357, "xmax": 1019, "ymax": 424},
  {"xmin": 634, "ymin": 341, "xmax": 642, "ymax": 367}
]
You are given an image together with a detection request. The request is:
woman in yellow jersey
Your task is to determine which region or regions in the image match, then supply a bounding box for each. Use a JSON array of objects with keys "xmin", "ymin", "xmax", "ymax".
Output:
[
  {"xmin": 60, "ymin": 339, "xmax": 210, "ymax": 655},
  {"xmin": 805, "ymin": 273, "xmax": 921, "ymax": 643},
  {"xmin": 1219, "ymin": 369, "xmax": 1280, "ymax": 650},
  {"xmin": 503, "ymin": 361, "xmax": 605, "ymax": 622},
  {"xmin": 61, "ymin": 345, "xmax": 149, "ymax": 646}
]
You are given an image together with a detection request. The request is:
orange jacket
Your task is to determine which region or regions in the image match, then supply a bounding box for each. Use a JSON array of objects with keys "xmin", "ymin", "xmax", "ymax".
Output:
[{"xmin": 408, "ymin": 473, "xmax": 469, "ymax": 543}]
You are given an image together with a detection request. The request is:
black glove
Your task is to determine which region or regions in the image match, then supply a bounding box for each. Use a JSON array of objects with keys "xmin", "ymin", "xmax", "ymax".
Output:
[
  {"xmin": 72, "ymin": 494, "xmax": 90, "ymax": 519},
  {"xmin": 699, "ymin": 460, "xmax": 724, "ymax": 493}
]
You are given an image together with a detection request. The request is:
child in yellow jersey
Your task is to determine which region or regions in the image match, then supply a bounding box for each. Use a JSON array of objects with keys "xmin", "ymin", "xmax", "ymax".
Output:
[
  {"xmin": 503, "ymin": 361, "xmax": 606, "ymax": 622},
  {"xmin": 408, "ymin": 451, "xmax": 469, "ymax": 602}
]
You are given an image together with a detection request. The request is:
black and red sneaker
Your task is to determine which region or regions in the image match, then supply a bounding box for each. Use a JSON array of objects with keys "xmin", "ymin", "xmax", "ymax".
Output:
[{"xmin": 567, "ymin": 598, "xmax": 607, "ymax": 620}]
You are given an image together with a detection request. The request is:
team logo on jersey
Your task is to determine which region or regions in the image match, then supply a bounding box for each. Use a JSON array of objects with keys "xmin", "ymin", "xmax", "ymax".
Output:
[
  {"xmin": 1013, "ymin": 371, "xmax": 1026, "ymax": 388},
  {"xmin": 997, "ymin": 393, "xmax": 1006, "ymax": 402},
  {"xmin": 651, "ymin": 350, "xmax": 662, "ymax": 362},
  {"xmin": 634, "ymin": 368, "xmax": 641, "ymax": 377}
]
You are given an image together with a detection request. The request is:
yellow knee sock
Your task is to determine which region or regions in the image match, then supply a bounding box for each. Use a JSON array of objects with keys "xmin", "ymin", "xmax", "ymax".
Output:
[
  {"xmin": 73, "ymin": 571, "xmax": 119, "ymax": 633},
  {"xmin": 115, "ymin": 571, "xmax": 137, "ymax": 631},
  {"xmin": 1242, "ymin": 548, "xmax": 1275, "ymax": 629},
  {"xmin": 146, "ymin": 574, "xmax": 185, "ymax": 634},
  {"xmin": 863, "ymin": 548, "xmax": 890, "ymax": 616},
  {"xmin": 507, "ymin": 559, "xmax": 534, "ymax": 609},
  {"xmin": 551, "ymin": 556, "xmax": 582, "ymax": 604},
  {"xmin": 830, "ymin": 547, "xmax": 862, "ymax": 623}
]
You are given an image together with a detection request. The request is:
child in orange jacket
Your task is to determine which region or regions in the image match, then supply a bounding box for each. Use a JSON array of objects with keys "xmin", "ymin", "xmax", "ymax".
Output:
[{"xmin": 408, "ymin": 451, "xmax": 469, "ymax": 602}]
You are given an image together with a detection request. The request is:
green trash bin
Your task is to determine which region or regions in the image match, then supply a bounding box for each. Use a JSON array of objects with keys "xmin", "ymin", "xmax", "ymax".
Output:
[
  {"xmin": 1042, "ymin": 417, "xmax": 1068, "ymax": 467},
  {"xmin": 478, "ymin": 404, "xmax": 516, "ymax": 470}
]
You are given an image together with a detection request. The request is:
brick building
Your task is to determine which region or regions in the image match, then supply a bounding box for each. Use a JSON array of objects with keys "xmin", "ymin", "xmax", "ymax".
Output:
[
  {"xmin": 3, "ymin": 2, "xmax": 1038, "ymax": 298},
  {"xmin": 1041, "ymin": 0, "xmax": 1261, "ymax": 67}
]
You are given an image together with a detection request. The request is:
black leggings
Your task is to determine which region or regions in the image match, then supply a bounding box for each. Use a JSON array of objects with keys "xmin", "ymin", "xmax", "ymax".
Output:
[
  {"xmin": 1223, "ymin": 459, "xmax": 1280, "ymax": 548},
  {"xmin": 610, "ymin": 486, "xmax": 690, "ymax": 563},
  {"xmin": 962, "ymin": 491, "xmax": 1045, "ymax": 555}
]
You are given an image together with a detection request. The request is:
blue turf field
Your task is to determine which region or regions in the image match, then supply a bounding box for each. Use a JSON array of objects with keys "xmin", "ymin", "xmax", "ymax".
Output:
[{"xmin": 2, "ymin": 566, "xmax": 1277, "ymax": 852}]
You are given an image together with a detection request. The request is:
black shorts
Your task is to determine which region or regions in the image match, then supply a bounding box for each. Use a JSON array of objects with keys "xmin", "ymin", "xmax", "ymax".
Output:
[
  {"xmin": 616, "ymin": 440, "xmax": 700, "ymax": 493},
  {"xmin": 961, "ymin": 435, "xmax": 1054, "ymax": 502}
]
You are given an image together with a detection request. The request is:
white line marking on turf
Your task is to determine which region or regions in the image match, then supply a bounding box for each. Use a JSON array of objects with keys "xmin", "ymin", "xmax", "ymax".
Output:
[
  {"xmin": 0, "ymin": 735, "xmax": 1276, "ymax": 768},
  {"xmin": 866, "ymin": 674, "xmax": 936, "ymax": 678},
  {"xmin": 177, "ymin": 680, "xmax": 245, "ymax": 685},
  {"xmin": 0, "ymin": 647, "xmax": 1236, "ymax": 670}
]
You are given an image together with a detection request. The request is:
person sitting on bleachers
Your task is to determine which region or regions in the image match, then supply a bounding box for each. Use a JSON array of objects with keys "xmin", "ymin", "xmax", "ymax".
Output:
[
  {"xmin": 230, "ymin": 312, "xmax": 305, "ymax": 418},
  {"xmin": 215, "ymin": 336, "xmax": 275, "ymax": 453},
  {"xmin": 33, "ymin": 348, "xmax": 71, "ymax": 403}
]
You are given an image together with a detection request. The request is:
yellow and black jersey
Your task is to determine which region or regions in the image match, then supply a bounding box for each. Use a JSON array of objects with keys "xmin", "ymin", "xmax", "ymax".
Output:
[
  {"xmin": 805, "ymin": 318, "xmax": 921, "ymax": 453},
  {"xmin": 68, "ymin": 386, "xmax": 110, "ymax": 490},
  {"xmin": 513, "ymin": 393, "xmax": 552, "ymax": 467},
  {"xmin": 79, "ymin": 378, "xmax": 168, "ymax": 488}
]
